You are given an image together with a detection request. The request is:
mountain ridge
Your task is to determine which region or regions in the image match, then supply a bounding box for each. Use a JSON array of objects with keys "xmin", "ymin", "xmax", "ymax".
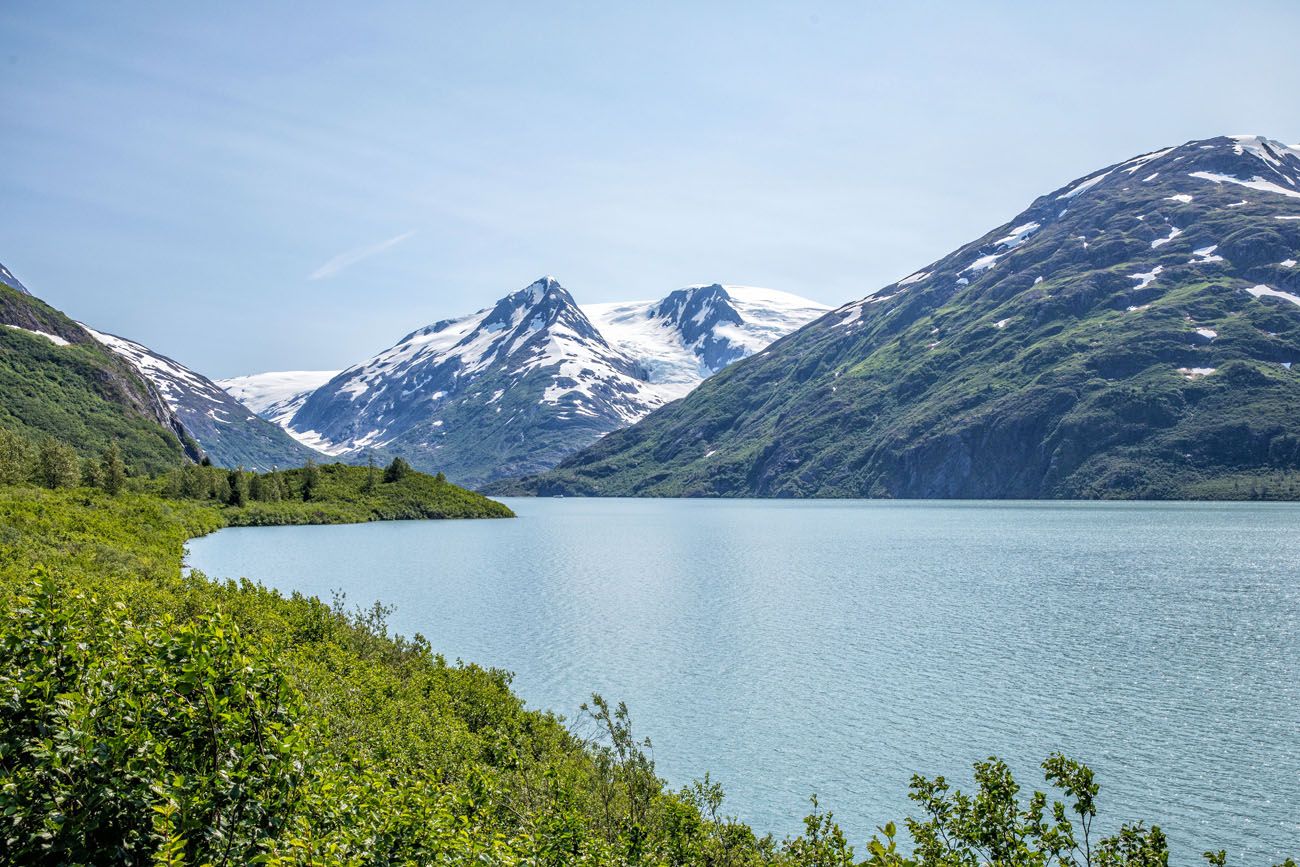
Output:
[
  {"xmin": 496, "ymin": 134, "xmax": 1300, "ymax": 499},
  {"xmin": 82, "ymin": 327, "xmax": 326, "ymax": 471},
  {"xmin": 226, "ymin": 278, "xmax": 826, "ymax": 487}
]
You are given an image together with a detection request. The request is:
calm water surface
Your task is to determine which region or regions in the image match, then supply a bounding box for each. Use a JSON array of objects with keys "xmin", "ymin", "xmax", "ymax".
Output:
[{"xmin": 187, "ymin": 498, "xmax": 1300, "ymax": 862}]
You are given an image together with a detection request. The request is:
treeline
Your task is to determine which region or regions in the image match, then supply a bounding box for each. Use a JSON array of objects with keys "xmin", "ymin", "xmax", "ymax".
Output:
[
  {"xmin": 0, "ymin": 427, "xmax": 130, "ymax": 493},
  {"xmin": 156, "ymin": 455, "xmax": 427, "ymax": 507}
]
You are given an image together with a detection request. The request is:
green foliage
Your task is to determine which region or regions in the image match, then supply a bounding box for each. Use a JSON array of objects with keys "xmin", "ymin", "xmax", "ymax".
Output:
[
  {"xmin": 300, "ymin": 458, "xmax": 320, "ymax": 501},
  {"xmin": 0, "ymin": 576, "xmax": 302, "ymax": 864},
  {"xmin": 101, "ymin": 441, "xmax": 126, "ymax": 495},
  {"xmin": 0, "ymin": 428, "xmax": 30, "ymax": 485},
  {"xmin": 36, "ymin": 437, "xmax": 79, "ymax": 489},
  {"xmin": 383, "ymin": 456, "xmax": 412, "ymax": 483}
]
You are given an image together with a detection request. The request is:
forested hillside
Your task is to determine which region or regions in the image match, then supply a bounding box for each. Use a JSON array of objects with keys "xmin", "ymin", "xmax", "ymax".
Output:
[{"xmin": 0, "ymin": 279, "xmax": 199, "ymax": 472}]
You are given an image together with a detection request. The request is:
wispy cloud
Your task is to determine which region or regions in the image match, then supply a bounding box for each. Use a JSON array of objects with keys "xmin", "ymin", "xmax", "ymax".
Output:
[{"xmin": 309, "ymin": 230, "xmax": 415, "ymax": 280}]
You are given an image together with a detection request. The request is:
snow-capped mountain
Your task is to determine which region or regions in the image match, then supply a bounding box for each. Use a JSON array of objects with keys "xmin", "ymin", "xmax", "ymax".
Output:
[
  {"xmin": 219, "ymin": 370, "xmax": 341, "ymax": 426},
  {"xmin": 227, "ymin": 277, "xmax": 825, "ymax": 486},
  {"xmin": 84, "ymin": 327, "xmax": 324, "ymax": 470},
  {"xmin": 584, "ymin": 284, "xmax": 829, "ymax": 401},
  {"xmin": 501, "ymin": 134, "xmax": 1300, "ymax": 500}
]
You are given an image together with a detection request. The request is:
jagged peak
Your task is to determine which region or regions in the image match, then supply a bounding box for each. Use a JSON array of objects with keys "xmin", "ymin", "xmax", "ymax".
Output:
[
  {"xmin": 650, "ymin": 284, "xmax": 743, "ymax": 329},
  {"xmin": 0, "ymin": 261, "xmax": 30, "ymax": 295}
]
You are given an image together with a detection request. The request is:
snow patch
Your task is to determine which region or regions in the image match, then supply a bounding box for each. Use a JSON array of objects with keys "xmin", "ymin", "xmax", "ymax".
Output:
[
  {"xmin": 1190, "ymin": 245, "xmax": 1224, "ymax": 265},
  {"xmin": 1190, "ymin": 171, "xmax": 1300, "ymax": 200},
  {"xmin": 1129, "ymin": 265, "xmax": 1164, "ymax": 290},
  {"xmin": 1247, "ymin": 284, "xmax": 1300, "ymax": 307},
  {"xmin": 1151, "ymin": 226, "xmax": 1183, "ymax": 248},
  {"xmin": 4, "ymin": 324, "xmax": 70, "ymax": 346}
]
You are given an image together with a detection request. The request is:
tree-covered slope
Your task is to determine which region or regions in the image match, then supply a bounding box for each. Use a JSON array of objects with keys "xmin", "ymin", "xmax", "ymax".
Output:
[
  {"xmin": 500, "ymin": 135, "xmax": 1300, "ymax": 500},
  {"xmin": 0, "ymin": 276, "xmax": 199, "ymax": 473}
]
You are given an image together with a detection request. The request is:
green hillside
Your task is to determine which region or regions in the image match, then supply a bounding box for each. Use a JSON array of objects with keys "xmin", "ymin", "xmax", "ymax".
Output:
[{"xmin": 0, "ymin": 280, "xmax": 198, "ymax": 472}]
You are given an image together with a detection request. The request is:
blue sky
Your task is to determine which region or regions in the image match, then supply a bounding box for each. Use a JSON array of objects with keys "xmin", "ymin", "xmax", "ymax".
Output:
[{"xmin": 2, "ymin": 1, "xmax": 1298, "ymax": 377}]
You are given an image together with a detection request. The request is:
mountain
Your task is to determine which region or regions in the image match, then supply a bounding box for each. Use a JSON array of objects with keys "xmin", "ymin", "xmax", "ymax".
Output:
[
  {"xmin": 0, "ymin": 262, "xmax": 29, "ymax": 295},
  {"xmin": 0, "ymin": 263, "xmax": 200, "ymax": 471},
  {"xmin": 500, "ymin": 135, "xmax": 1300, "ymax": 500},
  {"xmin": 584, "ymin": 284, "xmax": 829, "ymax": 401},
  {"xmin": 218, "ymin": 370, "xmax": 341, "ymax": 426},
  {"xmin": 246, "ymin": 277, "xmax": 825, "ymax": 487},
  {"xmin": 83, "ymin": 328, "xmax": 325, "ymax": 471}
]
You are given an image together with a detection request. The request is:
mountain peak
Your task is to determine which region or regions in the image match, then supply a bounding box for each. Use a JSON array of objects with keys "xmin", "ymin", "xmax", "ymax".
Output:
[
  {"xmin": 517, "ymin": 136, "xmax": 1300, "ymax": 500},
  {"xmin": 0, "ymin": 261, "xmax": 30, "ymax": 295}
]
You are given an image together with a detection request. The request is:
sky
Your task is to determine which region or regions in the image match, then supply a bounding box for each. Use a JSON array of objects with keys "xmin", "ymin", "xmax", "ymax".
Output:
[{"xmin": 2, "ymin": 1, "xmax": 1298, "ymax": 377}]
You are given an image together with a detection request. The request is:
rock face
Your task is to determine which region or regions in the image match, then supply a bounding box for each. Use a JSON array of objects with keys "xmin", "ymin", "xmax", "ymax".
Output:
[
  {"xmin": 83, "ymin": 328, "xmax": 325, "ymax": 471},
  {"xmin": 0, "ymin": 266, "xmax": 202, "ymax": 470},
  {"xmin": 236, "ymin": 278, "xmax": 826, "ymax": 488},
  {"xmin": 503, "ymin": 135, "xmax": 1300, "ymax": 500}
]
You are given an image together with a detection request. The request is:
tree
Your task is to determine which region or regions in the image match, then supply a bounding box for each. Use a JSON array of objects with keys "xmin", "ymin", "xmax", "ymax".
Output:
[
  {"xmin": 180, "ymin": 463, "xmax": 207, "ymax": 499},
  {"xmin": 363, "ymin": 453, "xmax": 377, "ymax": 493},
  {"xmin": 227, "ymin": 468, "xmax": 248, "ymax": 506},
  {"xmin": 0, "ymin": 429, "xmax": 32, "ymax": 485},
  {"xmin": 36, "ymin": 438, "xmax": 79, "ymax": 489},
  {"xmin": 101, "ymin": 442, "xmax": 127, "ymax": 495},
  {"xmin": 81, "ymin": 457, "xmax": 101, "ymax": 489},
  {"xmin": 383, "ymin": 457, "xmax": 411, "ymax": 483},
  {"xmin": 301, "ymin": 459, "xmax": 320, "ymax": 501},
  {"xmin": 434, "ymin": 471, "xmax": 447, "ymax": 484},
  {"xmin": 862, "ymin": 754, "xmax": 1173, "ymax": 867},
  {"xmin": 211, "ymin": 472, "xmax": 231, "ymax": 504}
]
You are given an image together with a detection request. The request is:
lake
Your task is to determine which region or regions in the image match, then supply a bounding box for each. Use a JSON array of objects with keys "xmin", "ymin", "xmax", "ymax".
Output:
[{"xmin": 186, "ymin": 498, "xmax": 1300, "ymax": 862}]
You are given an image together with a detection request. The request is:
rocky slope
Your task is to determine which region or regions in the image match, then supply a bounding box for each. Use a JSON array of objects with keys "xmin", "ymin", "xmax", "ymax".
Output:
[
  {"xmin": 83, "ymin": 328, "xmax": 325, "ymax": 471},
  {"xmin": 0, "ymin": 264, "xmax": 201, "ymax": 471},
  {"xmin": 237, "ymin": 278, "xmax": 825, "ymax": 487},
  {"xmin": 500, "ymin": 135, "xmax": 1300, "ymax": 500}
]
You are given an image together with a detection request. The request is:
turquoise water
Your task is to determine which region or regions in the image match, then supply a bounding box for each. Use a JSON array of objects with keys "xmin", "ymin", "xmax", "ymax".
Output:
[{"xmin": 186, "ymin": 498, "xmax": 1300, "ymax": 862}]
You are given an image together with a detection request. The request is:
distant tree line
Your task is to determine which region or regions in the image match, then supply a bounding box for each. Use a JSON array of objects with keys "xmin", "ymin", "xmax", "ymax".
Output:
[
  {"xmin": 0, "ymin": 427, "xmax": 446, "ymax": 507},
  {"xmin": 0, "ymin": 428, "xmax": 128, "ymax": 495}
]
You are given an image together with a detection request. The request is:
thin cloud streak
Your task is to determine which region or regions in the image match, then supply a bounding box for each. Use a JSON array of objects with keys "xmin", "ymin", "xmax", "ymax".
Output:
[{"xmin": 309, "ymin": 230, "xmax": 415, "ymax": 280}]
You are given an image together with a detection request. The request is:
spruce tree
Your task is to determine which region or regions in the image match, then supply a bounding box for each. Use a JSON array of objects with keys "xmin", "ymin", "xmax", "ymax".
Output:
[
  {"xmin": 101, "ymin": 442, "xmax": 126, "ymax": 495},
  {"xmin": 227, "ymin": 468, "xmax": 248, "ymax": 506},
  {"xmin": 302, "ymin": 459, "xmax": 320, "ymax": 501},
  {"xmin": 363, "ymin": 453, "xmax": 377, "ymax": 493},
  {"xmin": 383, "ymin": 457, "xmax": 411, "ymax": 483}
]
